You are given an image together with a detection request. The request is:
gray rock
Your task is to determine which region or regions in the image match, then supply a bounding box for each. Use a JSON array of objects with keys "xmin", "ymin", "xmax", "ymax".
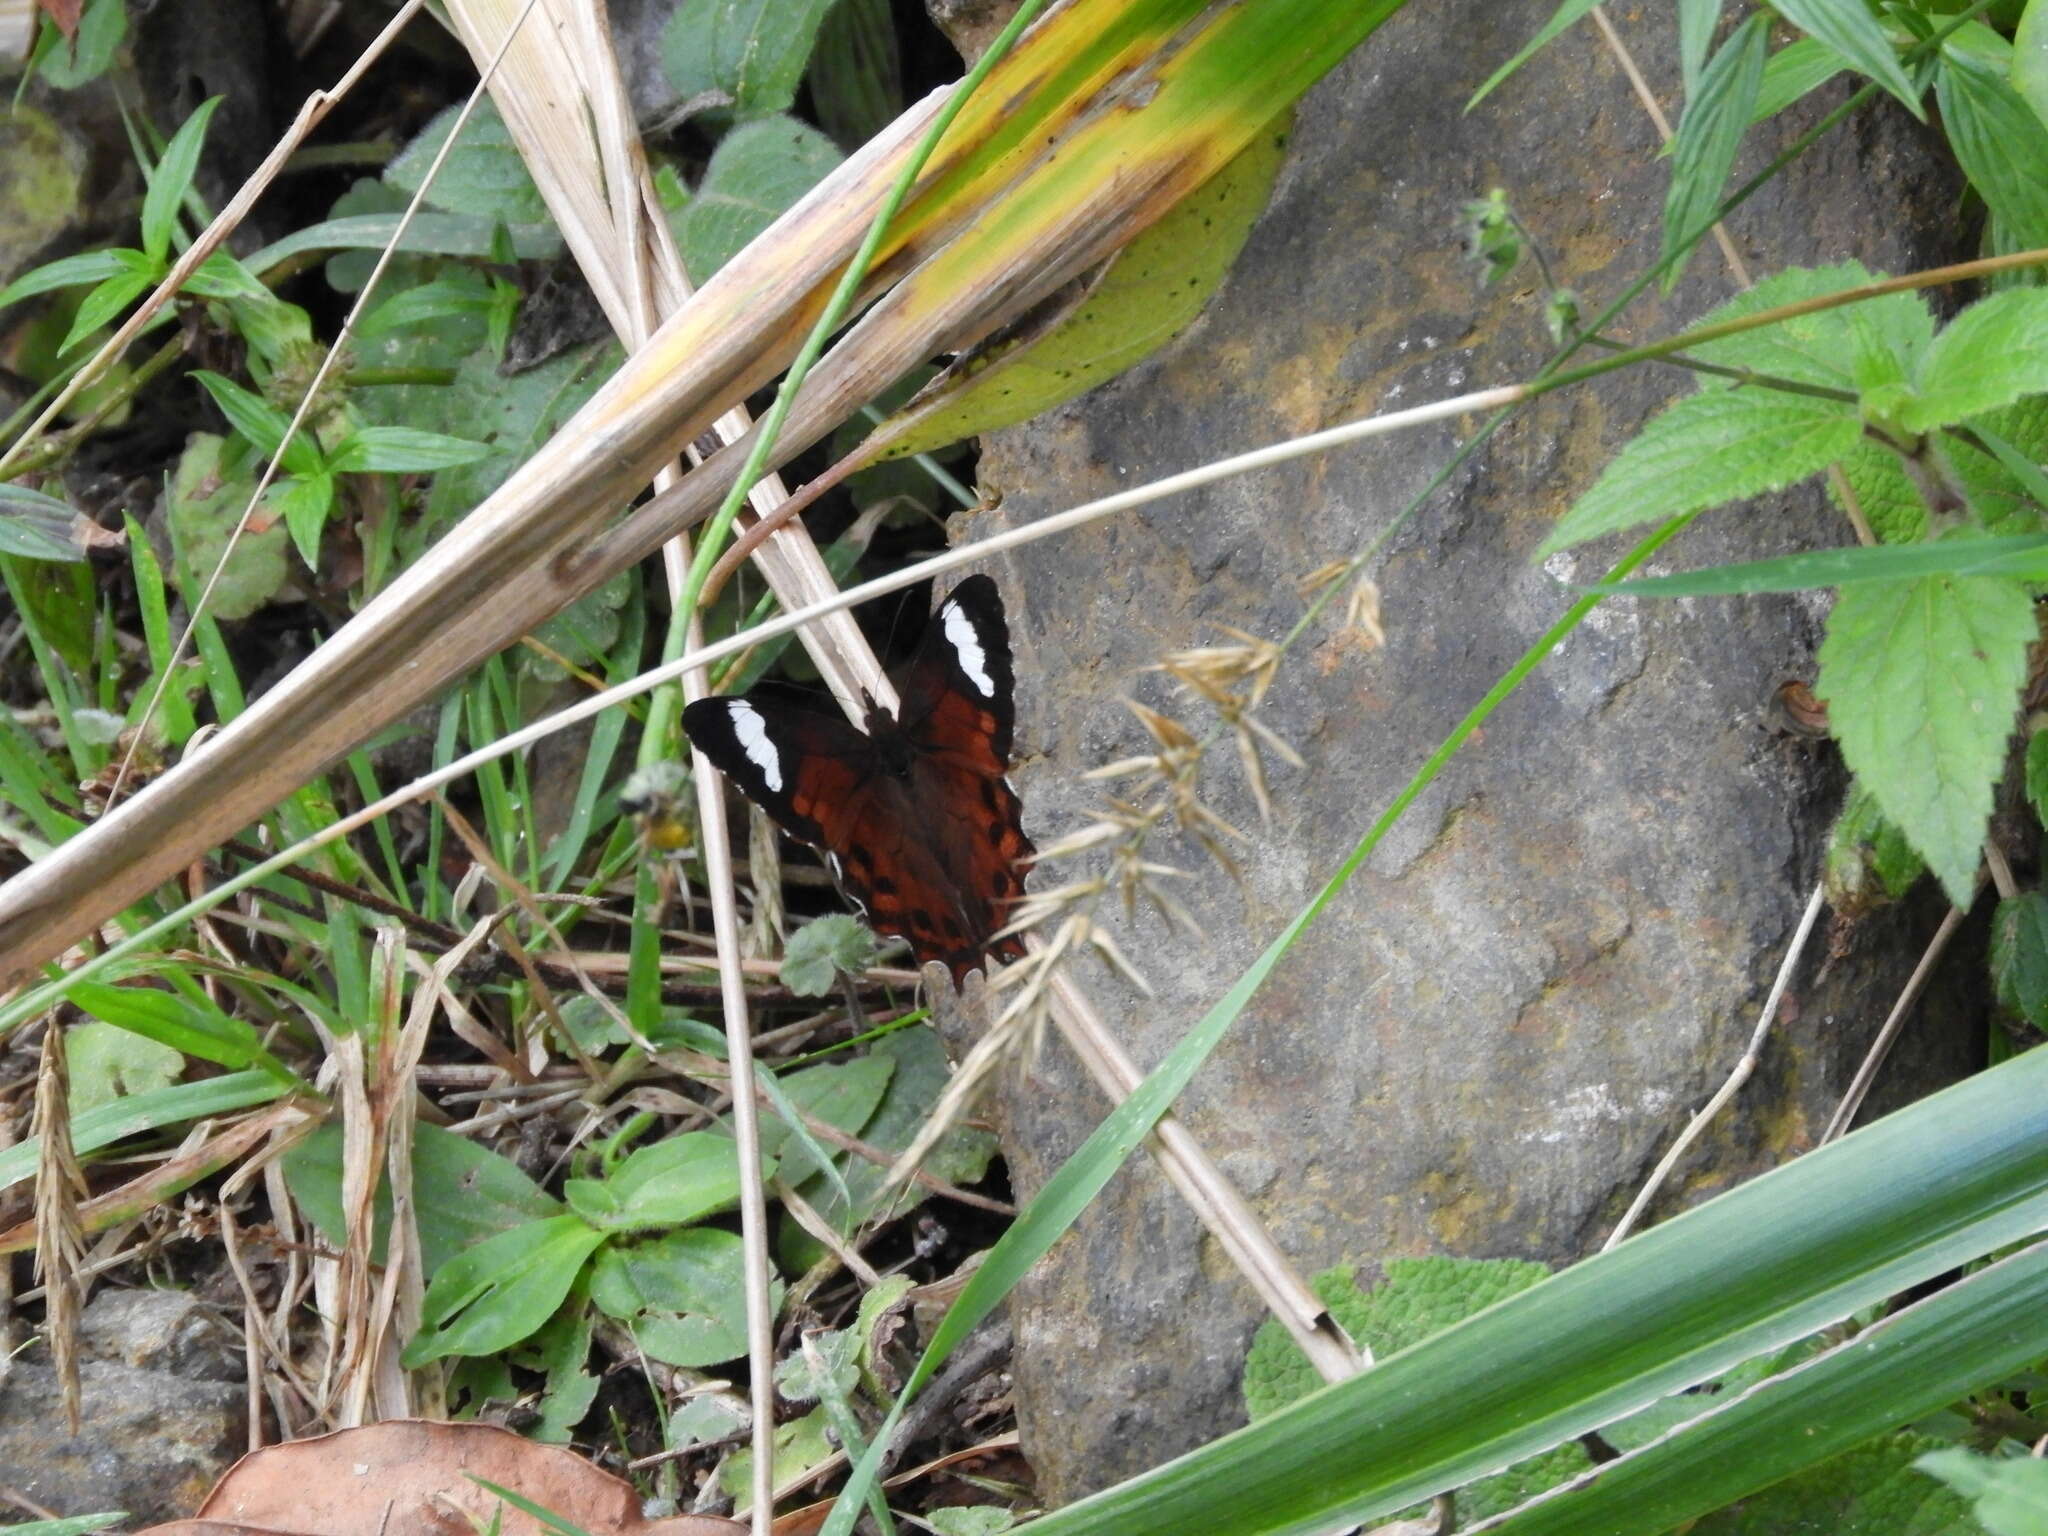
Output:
[
  {"xmin": 0, "ymin": 1358, "xmax": 244, "ymax": 1523},
  {"xmin": 78, "ymin": 1287, "xmax": 243, "ymax": 1384},
  {"xmin": 965, "ymin": 2, "xmax": 1980, "ymax": 1505}
]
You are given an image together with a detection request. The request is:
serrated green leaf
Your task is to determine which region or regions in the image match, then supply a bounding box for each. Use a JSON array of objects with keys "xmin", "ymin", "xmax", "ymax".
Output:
[
  {"xmin": 1824, "ymin": 781, "xmax": 1926, "ymax": 913},
  {"xmin": 588, "ymin": 1226, "xmax": 775, "ymax": 1367},
  {"xmin": 1663, "ymin": 15, "xmax": 1767, "ymax": 292},
  {"xmin": 385, "ymin": 98, "xmax": 549, "ymax": 225},
  {"xmin": 164, "ymin": 433, "xmax": 290, "ymax": 620},
  {"xmin": 781, "ymin": 913, "xmax": 881, "ymax": 996},
  {"xmin": 1591, "ymin": 532, "xmax": 2048, "ymax": 595},
  {"xmin": 404, "ymin": 1214, "xmax": 605, "ymax": 1365},
  {"xmin": 1467, "ymin": 0, "xmax": 1601, "ymax": 109},
  {"xmin": 1769, "ymin": 0, "xmax": 1923, "ymax": 118},
  {"xmin": 2028, "ymin": 728, "xmax": 2048, "ymax": 823},
  {"xmin": 675, "ymin": 116, "xmax": 843, "ymax": 283},
  {"xmin": 1992, "ymin": 891, "xmax": 2048, "ymax": 1029},
  {"xmin": 66, "ymin": 1018, "xmax": 183, "ymax": 1113},
  {"xmin": 1816, "ymin": 569, "xmax": 2033, "ymax": 905},
  {"xmin": 1902, "ymin": 289, "xmax": 2048, "ymax": 430},
  {"xmin": 1686, "ymin": 260, "xmax": 1929, "ymax": 395},
  {"xmin": 1917, "ymin": 1447, "xmax": 2048, "ymax": 1536},
  {"xmin": 141, "ymin": 97, "xmax": 222, "ymax": 263},
  {"xmin": 330, "ymin": 426, "xmax": 491, "ymax": 473},
  {"xmin": 1540, "ymin": 390, "xmax": 1860, "ymax": 555},
  {"xmin": 1939, "ymin": 50, "xmax": 2048, "ymax": 251},
  {"xmin": 282, "ymin": 1120, "xmax": 562, "ymax": 1276},
  {"xmin": 1754, "ymin": 37, "xmax": 1848, "ymax": 122},
  {"xmin": 660, "ymin": 0, "xmax": 839, "ymax": 121}
]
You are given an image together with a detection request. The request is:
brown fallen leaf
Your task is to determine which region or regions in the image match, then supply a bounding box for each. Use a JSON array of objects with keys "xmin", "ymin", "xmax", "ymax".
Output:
[{"xmin": 134, "ymin": 1419, "xmax": 744, "ymax": 1536}]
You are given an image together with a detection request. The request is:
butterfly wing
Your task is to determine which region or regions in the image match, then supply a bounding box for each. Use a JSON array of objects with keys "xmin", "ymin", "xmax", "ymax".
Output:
[
  {"xmin": 894, "ymin": 576, "xmax": 1036, "ymax": 974},
  {"xmin": 681, "ymin": 693, "xmax": 1002, "ymax": 975}
]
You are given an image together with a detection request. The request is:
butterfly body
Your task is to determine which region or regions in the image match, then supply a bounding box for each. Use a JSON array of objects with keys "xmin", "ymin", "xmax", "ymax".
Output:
[{"xmin": 683, "ymin": 577, "xmax": 1034, "ymax": 984}]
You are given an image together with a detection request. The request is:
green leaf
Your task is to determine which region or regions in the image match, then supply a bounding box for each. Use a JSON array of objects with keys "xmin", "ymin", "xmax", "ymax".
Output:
[
  {"xmin": 418, "ymin": 340, "xmax": 619, "ymax": 530},
  {"xmin": 2028, "ymin": 727, "xmax": 2048, "ymax": 824},
  {"xmin": 30, "ymin": 0, "xmax": 125, "ymax": 90},
  {"xmin": 1687, "ymin": 261, "xmax": 1929, "ymax": 396},
  {"xmin": 776, "ymin": 1324, "xmax": 860, "ymax": 1402},
  {"xmin": 1991, "ymin": 891, "xmax": 2048, "ymax": 1030},
  {"xmin": 0, "ymin": 248, "xmax": 135, "ymax": 312},
  {"xmin": 1539, "ymin": 390, "xmax": 1860, "ymax": 555},
  {"xmin": 0, "ymin": 1514, "xmax": 129, "ymax": 1536},
  {"xmin": 1938, "ymin": 51, "xmax": 2048, "ymax": 251},
  {"xmin": 59, "ymin": 269, "xmax": 153, "ymax": 356},
  {"xmin": 810, "ymin": 0, "xmax": 904, "ymax": 149},
  {"xmin": 751, "ymin": 1053, "xmax": 893, "ymax": 1177},
  {"xmin": 1901, "ymin": 289, "xmax": 2048, "ymax": 431},
  {"xmin": 1753, "ymin": 38, "xmax": 1847, "ymax": 123},
  {"xmin": 660, "ymin": 0, "xmax": 840, "ymax": 121},
  {"xmin": 268, "ymin": 472, "xmax": 335, "ymax": 571},
  {"xmin": 190, "ymin": 370, "xmax": 305, "ymax": 467},
  {"xmin": 1768, "ymin": 0, "xmax": 1922, "ymax": 118},
  {"xmin": 66, "ymin": 1018, "xmax": 183, "ymax": 1113},
  {"xmin": 0, "ymin": 483, "xmax": 92, "ymax": 562},
  {"xmin": 927, "ymin": 1510, "xmax": 1019, "ymax": 1536},
  {"xmin": 181, "ymin": 251, "xmax": 271, "ymax": 302},
  {"xmin": 355, "ymin": 274, "xmax": 497, "ymax": 337},
  {"xmin": 163, "ymin": 433, "xmax": 290, "ymax": 620},
  {"xmin": 404, "ymin": 1214, "xmax": 605, "ymax": 1366},
  {"xmin": 1467, "ymin": 0, "xmax": 1600, "ymax": 110},
  {"xmin": 1590, "ymin": 532, "xmax": 2048, "ymax": 595},
  {"xmin": 562, "ymin": 1130, "xmax": 761, "ymax": 1233},
  {"xmin": 1823, "ymin": 781, "xmax": 1925, "ymax": 914},
  {"xmin": 141, "ymin": 97, "xmax": 223, "ymax": 263},
  {"xmin": 1816, "ymin": 569, "xmax": 2033, "ymax": 905},
  {"xmin": 1917, "ymin": 1448, "xmax": 2048, "ymax": 1536},
  {"xmin": 0, "ymin": 1070, "xmax": 284, "ymax": 1194},
  {"xmin": 283, "ymin": 1120, "xmax": 563, "ymax": 1276},
  {"xmin": 67, "ymin": 979, "xmax": 295, "ymax": 1081},
  {"xmin": 781, "ymin": 913, "xmax": 880, "ymax": 996},
  {"xmin": 243, "ymin": 209, "xmax": 562, "ymax": 278},
  {"xmin": 1678, "ymin": 0, "xmax": 1721, "ymax": 99},
  {"xmin": 1662, "ymin": 14, "xmax": 1767, "ymax": 292},
  {"xmin": 1244, "ymin": 1262, "xmax": 1554, "ymax": 1436},
  {"xmin": 2016, "ymin": 0, "xmax": 2048, "ymax": 136},
  {"xmin": 384, "ymin": 98, "xmax": 549, "ymax": 225},
  {"xmin": 676, "ymin": 115, "xmax": 844, "ymax": 283},
  {"xmin": 329, "ymin": 426, "xmax": 491, "ymax": 473},
  {"xmin": 588, "ymin": 1226, "xmax": 774, "ymax": 1367}
]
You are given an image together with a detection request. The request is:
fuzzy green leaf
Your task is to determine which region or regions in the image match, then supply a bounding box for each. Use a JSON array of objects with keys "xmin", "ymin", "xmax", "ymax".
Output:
[
  {"xmin": 384, "ymin": 99, "xmax": 548, "ymax": 225},
  {"xmin": 1816, "ymin": 568, "xmax": 2033, "ymax": 905},
  {"xmin": 1768, "ymin": 0, "xmax": 1922, "ymax": 118},
  {"xmin": 588, "ymin": 1227, "xmax": 774, "ymax": 1367},
  {"xmin": 1687, "ymin": 261, "xmax": 1930, "ymax": 396},
  {"xmin": 675, "ymin": 115, "xmax": 843, "ymax": 283},
  {"xmin": 1938, "ymin": 51, "xmax": 2048, "ymax": 250},
  {"xmin": 1992, "ymin": 891, "xmax": 2048, "ymax": 1030},
  {"xmin": 1662, "ymin": 15, "xmax": 1767, "ymax": 291},
  {"xmin": 1917, "ymin": 1448, "xmax": 2048, "ymax": 1536},
  {"xmin": 2028, "ymin": 728, "xmax": 2048, "ymax": 824},
  {"xmin": 66, "ymin": 1019, "xmax": 183, "ymax": 1114},
  {"xmin": 1900, "ymin": 289, "xmax": 2048, "ymax": 431},
  {"xmin": 781, "ymin": 913, "xmax": 881, "ymax": 996},
  {"xmin": 660, "ymin": 0, "xmax": 839, "ymax": 121},
  {"xmin": 164, "ymin": 433, "xmax": 291, "ymax": 620},
  {"xmin": 1823, "ymin": 782, "xmax": 1926, "ymax": 914},
  {"xmin": 1541, "ymin": 390, "xmax": 1860, "ymax": 555}
]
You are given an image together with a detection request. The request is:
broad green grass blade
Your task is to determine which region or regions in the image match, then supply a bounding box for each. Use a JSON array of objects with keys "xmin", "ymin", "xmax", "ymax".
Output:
[
  {"xmin": 817, "ymin": 515, "xmax": 1697, "ymax": 1536},
  {"xmin": 1476, "ymin": 1238, "xmax": 2048, "ymax": 1532},
  {"xmin": 1020, "ymin": 1044, "xmax": 2048, "ymax": 1536},
  {"xmin": 0, "ymin": 1069, "xmax": 287, "ymax": 1193},
  {"xmin": 1591, "ymin": 532, "xmax": 2048, "ymax": 594}
]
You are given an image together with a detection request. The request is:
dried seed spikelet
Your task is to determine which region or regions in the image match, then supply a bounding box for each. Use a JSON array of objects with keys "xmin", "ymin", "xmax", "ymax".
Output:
[{"xmin": 33, "ymin": 1019, "xmax": 88, "ymax": 1432}]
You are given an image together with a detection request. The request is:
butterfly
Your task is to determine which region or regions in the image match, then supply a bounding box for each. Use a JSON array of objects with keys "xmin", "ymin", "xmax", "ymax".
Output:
[{"xmin": 681, "ymin": 575, "xmax": 1035, "ymax": 985}]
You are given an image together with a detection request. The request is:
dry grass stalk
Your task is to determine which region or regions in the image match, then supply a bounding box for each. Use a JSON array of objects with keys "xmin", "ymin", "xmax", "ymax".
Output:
[{"xmin": 31, "ymin": 1021, "xmax": 86, "ymax": 1429}]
